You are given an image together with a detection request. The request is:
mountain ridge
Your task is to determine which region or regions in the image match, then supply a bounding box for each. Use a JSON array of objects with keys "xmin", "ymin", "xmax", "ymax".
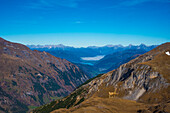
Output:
[
  {"xmin": 33, "ymin": 42, "xmax": 170, "ymax": 113},
  {"xmin": 0, "ymin": 37, "xmax": 89, "ymax": 113},
  {"xmin": 94, "ymin": 49, "xmax": 147, "ymax": 72}
]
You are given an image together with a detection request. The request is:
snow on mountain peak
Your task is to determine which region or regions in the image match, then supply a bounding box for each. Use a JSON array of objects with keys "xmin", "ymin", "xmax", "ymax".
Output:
[{"xmin": 165, "ymin": 51, "xmax": 170, "ymax": 56}]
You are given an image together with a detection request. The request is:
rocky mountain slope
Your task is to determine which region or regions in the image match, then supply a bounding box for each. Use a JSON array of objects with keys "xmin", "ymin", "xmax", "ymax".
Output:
[
  {"xmin": 0, "ymin": 37, "xmax": 89, "ymax": 113},
  {"xmin": 33, "ymin": 42, "xmax": 170, "ymax": 113}
]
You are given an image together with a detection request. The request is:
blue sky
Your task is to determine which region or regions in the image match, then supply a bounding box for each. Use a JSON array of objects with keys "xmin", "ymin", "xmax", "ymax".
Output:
[{"xmin": 0, "ymin": 0, "xmax": 170, "ymax": 47}]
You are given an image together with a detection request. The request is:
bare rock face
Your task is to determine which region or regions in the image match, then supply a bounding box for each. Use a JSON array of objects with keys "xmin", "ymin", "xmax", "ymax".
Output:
[
  {"xmin": 84, "ymin": 43, "xmax": 170, "ymax": 104},
  {"xmin": 0, "ymin": 37, "xmax": 89, "ymax": 113},
  {"xmin": 33, "ymin": 42, "xmax": 170, "ymax": 113},
  {"xmin": 82, "ymin": 42, "xmax": 170, "ymax": 102}
]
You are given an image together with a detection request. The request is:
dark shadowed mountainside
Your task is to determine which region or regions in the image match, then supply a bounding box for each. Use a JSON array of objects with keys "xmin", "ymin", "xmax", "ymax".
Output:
[
  {"xmin": 94, "ymin": 49, "xmax": 147, "ymax": 72},
  {"xmin": 73, "ymin": 63, "xmax": 101, "ymax": 78}
]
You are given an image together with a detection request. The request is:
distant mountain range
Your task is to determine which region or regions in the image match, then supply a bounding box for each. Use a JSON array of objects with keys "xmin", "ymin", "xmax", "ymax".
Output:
[
  {"xmin": 27, "ymin": 44, "xmax": 157, "ymax": 77},
  {"xmin": 0, "ymin": 37, "xmax": 89, "ymax": 113},
  {"xmin": 33, "ymin": 42, "xmax": 170, "ymax": 113},
  {"xmin": 27, "ymin": 44, "xmax": 157, "ymax": 57}
]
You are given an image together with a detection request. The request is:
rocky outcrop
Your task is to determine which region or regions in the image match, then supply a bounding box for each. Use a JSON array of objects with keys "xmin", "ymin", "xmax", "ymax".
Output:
[{"xmin": 81, "ymin": 42, "xmax": 170, "ymax": 103}]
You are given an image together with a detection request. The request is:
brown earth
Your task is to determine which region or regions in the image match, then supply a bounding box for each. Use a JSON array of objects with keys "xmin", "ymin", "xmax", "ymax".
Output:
[
  {"xmin": 51, "ymin": 96, "xmax": 170, "ymax": 113},
  {"xmin": 0, "ymin": 37, "xmax": 89, "ymax": 113}
]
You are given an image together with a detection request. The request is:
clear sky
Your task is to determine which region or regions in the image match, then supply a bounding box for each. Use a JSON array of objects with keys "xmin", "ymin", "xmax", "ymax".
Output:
[{"xmin": 0, "ymin": 0, "xmax": 170, "ymax": 47}]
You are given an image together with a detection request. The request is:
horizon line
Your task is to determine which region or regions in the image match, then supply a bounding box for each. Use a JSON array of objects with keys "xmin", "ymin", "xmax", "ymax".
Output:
[{"xmin": 26, "ymin": 43, "xmax": 158, "ymax": 48}]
